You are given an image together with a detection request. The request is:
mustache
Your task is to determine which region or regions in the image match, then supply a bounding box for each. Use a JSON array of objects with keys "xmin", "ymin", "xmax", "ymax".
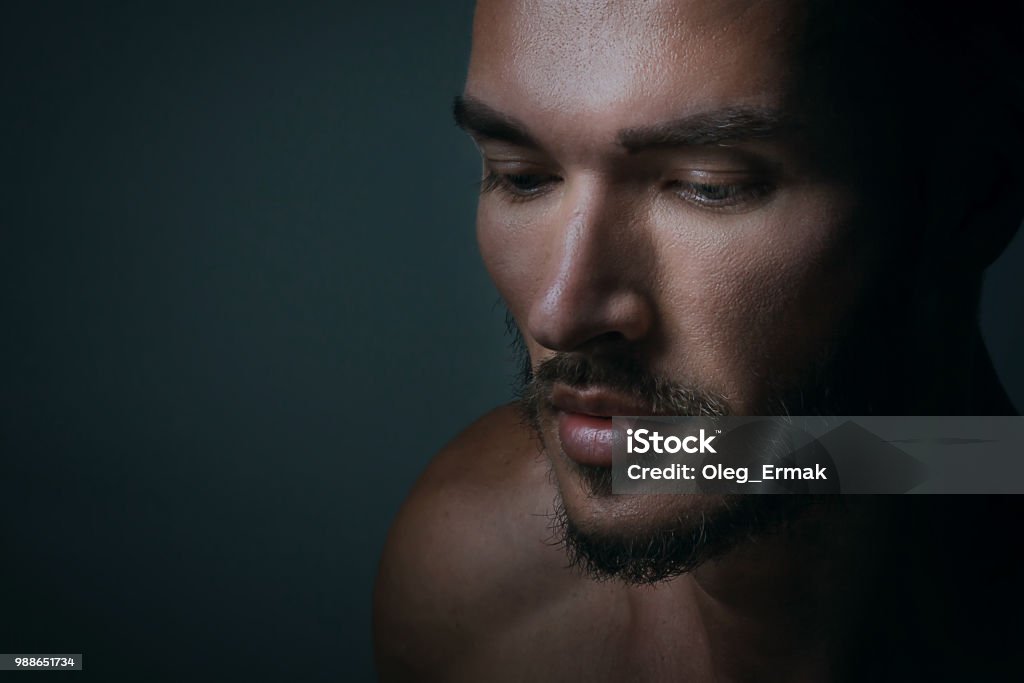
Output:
[{"xmin": 521, "ymin": 352, "xmax": 731, "ymax": 418}]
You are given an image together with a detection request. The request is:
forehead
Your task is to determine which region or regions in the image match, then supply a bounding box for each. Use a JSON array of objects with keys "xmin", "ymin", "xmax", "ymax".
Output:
[{"xmin": 467, "ymin": 0, "xmax": 812, "ymax": 143}]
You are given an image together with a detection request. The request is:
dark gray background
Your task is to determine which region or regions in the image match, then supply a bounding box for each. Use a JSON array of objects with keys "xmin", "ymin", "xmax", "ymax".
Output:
[{"xmin": 1, "ymin": 2, "xmax": 1021, "ymax": 681}]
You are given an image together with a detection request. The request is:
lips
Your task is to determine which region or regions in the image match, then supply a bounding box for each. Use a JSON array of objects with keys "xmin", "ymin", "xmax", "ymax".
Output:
[{"xmin": 551, "ymin": 385, "xmax": 648, "ymax": 468}]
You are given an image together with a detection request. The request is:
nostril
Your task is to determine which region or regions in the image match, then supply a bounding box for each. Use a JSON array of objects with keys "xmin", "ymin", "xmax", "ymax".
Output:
[
  {"xmin": 527, "ymin": 288, "xmax": 655, "ymax": 353},
  {"xmin": 582, "ymin": 331, "xmax": 631, "ymax": 351}
]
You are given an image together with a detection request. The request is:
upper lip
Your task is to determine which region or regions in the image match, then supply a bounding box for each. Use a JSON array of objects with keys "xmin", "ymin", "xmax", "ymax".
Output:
[{"xmin": 550, "ymin": 384, "xmax": 651, "ymax": 417}]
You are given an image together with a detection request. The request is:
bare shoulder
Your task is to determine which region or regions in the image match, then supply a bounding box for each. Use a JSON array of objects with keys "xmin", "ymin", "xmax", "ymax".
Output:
[{"xmin": 373, "ymin": 404, "xmax": 568, "ymax": 680}]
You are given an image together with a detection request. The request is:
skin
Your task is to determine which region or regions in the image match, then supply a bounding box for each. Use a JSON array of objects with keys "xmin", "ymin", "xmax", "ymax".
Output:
[{"xmin": 374, "ymin": 1, "xmax": 1022, "ymax": 680}]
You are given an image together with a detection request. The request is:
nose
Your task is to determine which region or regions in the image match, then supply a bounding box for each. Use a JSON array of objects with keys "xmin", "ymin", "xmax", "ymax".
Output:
[{"xmin": 525, "ymin": 179, "xmax": 655, "ymax": 352}]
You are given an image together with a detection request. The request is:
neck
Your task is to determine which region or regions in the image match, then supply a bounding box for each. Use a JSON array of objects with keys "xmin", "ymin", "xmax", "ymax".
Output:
[
  {"xmin": 680, "ymin": 334, "xmax": 1016, "ymax": 682},
  {"xmin": 685, "ymin": 499, "xmax": 887, "ymax": 683}
]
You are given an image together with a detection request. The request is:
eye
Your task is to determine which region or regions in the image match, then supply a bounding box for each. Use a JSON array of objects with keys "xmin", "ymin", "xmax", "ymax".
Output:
[
  {"xmin": 481, "ymin": 171, "xmax": 560, "ymax": 200},
  {"xmin": 669, "ymin": 179, "xmax": 773, "ymax": 211}
]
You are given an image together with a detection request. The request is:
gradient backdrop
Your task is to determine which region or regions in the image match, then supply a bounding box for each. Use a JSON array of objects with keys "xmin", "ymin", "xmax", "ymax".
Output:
[{"xmin": 2, "ymin": 2, "xmax": 1022, "ymax": 681}]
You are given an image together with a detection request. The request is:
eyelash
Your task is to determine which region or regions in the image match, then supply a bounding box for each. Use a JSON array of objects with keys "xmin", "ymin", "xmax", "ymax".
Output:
[
  {"xmin": 480, "ymin": 171, "xmax": 559, "ymax": 201},
  {"xmin": 479, "ymin": 171, "xmax": 773, "ymax": 211},
  {"xmin": 670, "ymin": 180, "xmax": 773, "ymax": 210}
]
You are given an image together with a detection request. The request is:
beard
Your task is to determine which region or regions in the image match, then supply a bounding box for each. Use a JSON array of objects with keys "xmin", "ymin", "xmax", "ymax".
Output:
[
  {"xmin": 552, "ymin": 492, "xmax": 816, "ymax": 584},
  {"xmin": 512, "ymin": 323, "xmax": 838, "ymax": 585}
]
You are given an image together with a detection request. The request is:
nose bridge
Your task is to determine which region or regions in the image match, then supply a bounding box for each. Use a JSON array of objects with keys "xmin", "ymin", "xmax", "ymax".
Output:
[
  {"xmin": 527, "ymin": 176, "xmax": 654, "ymax": 350},
  {"xmin": 548, "ymin": 182, "xmax": 620, "ymax": 299}
]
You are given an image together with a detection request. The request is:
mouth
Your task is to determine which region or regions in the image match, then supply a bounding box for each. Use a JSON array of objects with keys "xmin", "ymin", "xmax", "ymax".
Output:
[{"xmin": 550, "ymin": 385, "xmax": 649, "ymax": 468}]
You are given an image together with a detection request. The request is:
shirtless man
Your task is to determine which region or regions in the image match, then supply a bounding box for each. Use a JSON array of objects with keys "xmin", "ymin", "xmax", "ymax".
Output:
[{"xmin": 374, "ymin": 1, "xmax": 1024, "ymax": 680}]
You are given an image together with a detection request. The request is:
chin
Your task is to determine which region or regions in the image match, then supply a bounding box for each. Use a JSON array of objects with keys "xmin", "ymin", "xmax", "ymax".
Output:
[
  {"xmin": 555, "ymin": 453, "xmax": 729, "ymax": 535},
  {"xmin": 546, "ymin": 439, "xmax": 811, "ymax": 583}
]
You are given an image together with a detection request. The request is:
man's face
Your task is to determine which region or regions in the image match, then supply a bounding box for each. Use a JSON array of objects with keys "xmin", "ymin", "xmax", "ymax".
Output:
[{"xmin": 461, "ymin": 0, "xmax": 910, "ymax": 580}]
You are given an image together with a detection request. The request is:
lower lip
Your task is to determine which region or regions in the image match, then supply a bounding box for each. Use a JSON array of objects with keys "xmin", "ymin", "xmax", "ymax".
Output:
[{"xmin": 557, "ymin": 412, "xmax": 616, "ymax": 467}]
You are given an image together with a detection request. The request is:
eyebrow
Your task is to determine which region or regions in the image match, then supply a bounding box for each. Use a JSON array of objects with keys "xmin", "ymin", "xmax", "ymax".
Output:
[
  {"xmin": 453, "ymin": 95, "xmax": 790, "ymax": 152},
  {"xmin": 452, "ymin": 95, "xmax": 539, "ymax": 147},
  {"xmin": 617, "ymin": 107, "xmax": 790, "ymax": 152}
]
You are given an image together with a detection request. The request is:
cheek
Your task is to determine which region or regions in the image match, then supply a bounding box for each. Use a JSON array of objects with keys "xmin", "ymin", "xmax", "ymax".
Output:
[
  {"xmin": 476, "ymin": 200, "xmax": 545, "ymax": 322},
  {"xmin": 655, "ymin": 191, "xmax": 874, "ymax": 399}
]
